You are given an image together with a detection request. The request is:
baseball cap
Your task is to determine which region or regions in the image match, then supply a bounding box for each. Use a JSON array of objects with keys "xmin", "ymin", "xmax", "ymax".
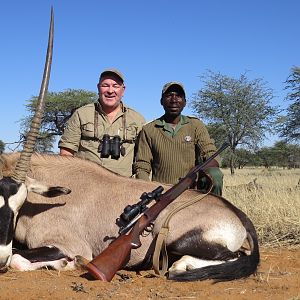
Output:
[
  {"xmin": 99, "ymin": 69, "xmax": 124, "ymax": 83},
  {"xmin": 162, "ymin": 82, "xmax": 186, "ymax": 97}
]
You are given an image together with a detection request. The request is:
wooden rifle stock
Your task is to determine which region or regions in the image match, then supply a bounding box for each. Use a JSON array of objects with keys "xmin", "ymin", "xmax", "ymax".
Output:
[{"xmin": 86, "ymin": 142, "xmax": 229, "ymax": 281}]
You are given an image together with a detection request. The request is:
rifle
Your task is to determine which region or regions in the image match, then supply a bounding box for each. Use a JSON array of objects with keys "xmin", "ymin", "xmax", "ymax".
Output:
[{"xmin": 86, "ymin": 142, "xmax": 229, "ymax": 281}]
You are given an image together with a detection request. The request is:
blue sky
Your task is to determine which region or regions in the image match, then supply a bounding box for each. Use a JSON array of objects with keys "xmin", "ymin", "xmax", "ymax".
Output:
[{"xmin": 1, "ymin": 0, "xmax": 299, "ymax": 152}]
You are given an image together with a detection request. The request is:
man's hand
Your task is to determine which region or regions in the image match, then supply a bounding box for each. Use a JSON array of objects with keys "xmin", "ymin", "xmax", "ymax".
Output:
[{"xmin": 196, "ymin": 170, "xmax": 213, "ymax": 193}]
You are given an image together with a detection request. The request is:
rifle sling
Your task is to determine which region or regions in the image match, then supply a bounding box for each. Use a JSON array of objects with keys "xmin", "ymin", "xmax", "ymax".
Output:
[{"xmin": 152, "ymin": 190, "xmax": 211, "ymax": 276}]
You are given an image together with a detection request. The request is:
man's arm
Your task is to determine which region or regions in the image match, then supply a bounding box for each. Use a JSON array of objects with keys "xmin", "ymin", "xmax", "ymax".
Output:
[
  {"xmin": 133, "ymin": 128, "xmax": 153, "ymax": 181},
  {"xmin": 193, "ymin": 118, "xmax": 221, "ymax": 169},
  {"xmin": 58, "ymin": 110, "xmax": 81, "ymax": 155},
  {"xmin": 203, "ymin": 158, "xmax": 219, "ymax": 169},
  {"xmin": 60, "ymin": 147, "xmax": 75, "ymax": 156}
]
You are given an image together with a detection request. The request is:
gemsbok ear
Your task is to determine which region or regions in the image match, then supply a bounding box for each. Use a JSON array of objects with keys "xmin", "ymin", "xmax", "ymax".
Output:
[{"xmin": 26, "ymin": 177, "xmax": 71, "ymax": 197}]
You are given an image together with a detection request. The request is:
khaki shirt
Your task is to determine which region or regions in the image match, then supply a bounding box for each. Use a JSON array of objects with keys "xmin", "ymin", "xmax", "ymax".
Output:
[{"xmin": 58, "ymin": 102, "xmax": 145, "ymax": 177}]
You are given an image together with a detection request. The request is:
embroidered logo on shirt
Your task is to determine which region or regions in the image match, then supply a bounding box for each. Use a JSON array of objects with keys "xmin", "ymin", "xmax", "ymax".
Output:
[{"xmin": 184, "ymin": 135, "xmax": 192, "ymax": 142}]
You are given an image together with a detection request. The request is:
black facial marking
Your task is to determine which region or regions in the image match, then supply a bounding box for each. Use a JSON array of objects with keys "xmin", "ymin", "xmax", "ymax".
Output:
[
  {"xmin": 0, "ymin": 206, "xmax": 14, "ymax": 245},
  {"xmin": 0, "ymin": 177, "xmax": 22, "ymax": 245},
  {"xmin": 0, "ymin": 177, "xmax": 21, "ymax": 200}
]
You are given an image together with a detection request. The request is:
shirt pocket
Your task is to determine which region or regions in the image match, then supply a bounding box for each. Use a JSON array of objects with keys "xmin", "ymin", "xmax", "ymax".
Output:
[
  {"xmin": 120, "ymin": 122, "xmax": 139, "ymax": 142},
  {"xmin": 81, "ymin": 122, "xmax": 95, "ymax": 138}
]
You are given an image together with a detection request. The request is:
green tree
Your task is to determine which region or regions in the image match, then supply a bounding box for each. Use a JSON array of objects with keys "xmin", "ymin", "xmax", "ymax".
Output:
[
  {"xmin": 272, "ymin": 141, "xmax": 300, "ymax": 168},
  {"xmin": 234, "ymin": 148, "xmax": 255, "ymax": 169},
  {"xmin": 220, "ymin": 148, "xmax": 258, "ymax": 169},
  {"xmin": 270, "ymin": 141, "xmax": 291, "ymax": 168},
  {"xmin": 22, "ymin": 89, "xmax": 97, "ymax": 152},
  {"xmin": 0, "ymin": 140, "xmax": 5, "ymax": 154},
  {"xmin": 191, "ymin": 70, "xmax": 278, "ymax": 174},
  {"xmin": 206, "ymin": 123, "xmax": 227, "ymax": 146},
  {"xmin": 253, "ymin": 141, "xmax": 300, "ymax": 168},
  {"xmin": 255, "ymin": 146, "xmax": 275, "ymax": 168},
  {"xmin": 278, "ymin": 66, "xmax": 300, "ymax": 142}
]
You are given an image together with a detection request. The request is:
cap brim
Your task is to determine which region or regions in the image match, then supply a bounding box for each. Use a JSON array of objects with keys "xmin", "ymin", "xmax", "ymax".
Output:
[
  {"xmin": 162, "ymin": 82, "xmax": 185, "ymax": 96},
  {"xmin": 100, "ymin": 69, "xmax": 124, "ymax": 83}
]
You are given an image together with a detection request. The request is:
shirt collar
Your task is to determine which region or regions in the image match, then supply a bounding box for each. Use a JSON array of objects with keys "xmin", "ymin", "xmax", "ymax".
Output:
[
  {"xmin": 155, "ymin": 115, "xmax": 189, "ymax": 127},
  {"xmin": 96, "ymin": 101, "xmax": 127, "ymax": 115}
]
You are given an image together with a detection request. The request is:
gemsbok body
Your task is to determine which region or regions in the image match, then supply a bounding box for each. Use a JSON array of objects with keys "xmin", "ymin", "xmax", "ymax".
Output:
[
  {"xmin": 0, "ymin": 8, "xmax": 259, "ymax": 282},
  {"xmin": 1, "ymin": 152, "xmax": 259, "ymax": 281}
]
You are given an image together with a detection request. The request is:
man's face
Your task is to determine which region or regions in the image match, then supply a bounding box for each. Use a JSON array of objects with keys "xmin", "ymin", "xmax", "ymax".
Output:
[
  {"xmin": 97, "ymin": 75, "xmax": 125, "ymax": 111},
  {"xmin": 161, "ymin": 87, "xmax": 186, "ymax": 117}
]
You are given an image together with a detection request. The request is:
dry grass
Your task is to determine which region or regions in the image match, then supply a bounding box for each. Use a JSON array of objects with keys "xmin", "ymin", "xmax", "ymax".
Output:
[{"xmin": 222, "ymin": 168, "xmax": 300, "ymax": 248}]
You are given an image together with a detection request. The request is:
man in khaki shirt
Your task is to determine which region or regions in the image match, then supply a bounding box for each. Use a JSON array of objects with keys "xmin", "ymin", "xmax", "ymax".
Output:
[{"xmin": 58, "ymin": 69, "xmax": 145, "ymax": 177}]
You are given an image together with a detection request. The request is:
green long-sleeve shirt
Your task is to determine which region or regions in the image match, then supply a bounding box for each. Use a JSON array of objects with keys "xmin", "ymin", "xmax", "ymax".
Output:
[{"xmin": 133, "ymin": 115, "xmax": 218, "ymax": 184}]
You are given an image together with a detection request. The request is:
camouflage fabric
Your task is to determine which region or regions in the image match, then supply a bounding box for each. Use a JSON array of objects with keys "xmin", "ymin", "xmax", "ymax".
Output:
[{"xmin": 59, "ymin": 102, "xmax": 145, "ymax": 177}]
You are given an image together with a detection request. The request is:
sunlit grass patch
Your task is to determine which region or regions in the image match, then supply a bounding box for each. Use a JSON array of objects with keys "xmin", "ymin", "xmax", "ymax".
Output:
[{"xmin": 222, "ymin": 168, "xmax": 300, "ymax": 248}]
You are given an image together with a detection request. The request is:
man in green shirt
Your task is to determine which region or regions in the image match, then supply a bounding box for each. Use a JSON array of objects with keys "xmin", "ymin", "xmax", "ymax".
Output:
[
  {"xmin": 133, "ymin": 82, "xmax": 223, "ymax": 195},
  {"xmin": 58, "ymin": 69, "xmax": 145, "ymax": 177}
]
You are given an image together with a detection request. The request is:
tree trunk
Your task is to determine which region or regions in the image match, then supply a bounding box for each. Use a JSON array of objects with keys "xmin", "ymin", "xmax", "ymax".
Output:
[{"xmin": 230, "ymin": 152, "xmax": 235, "ymax": 175}]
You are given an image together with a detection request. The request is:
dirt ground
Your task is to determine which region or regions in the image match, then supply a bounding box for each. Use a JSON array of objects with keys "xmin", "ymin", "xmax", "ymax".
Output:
[{"xmin": 0, "ymin": 247, "xmax": 299, "ymax": 300}]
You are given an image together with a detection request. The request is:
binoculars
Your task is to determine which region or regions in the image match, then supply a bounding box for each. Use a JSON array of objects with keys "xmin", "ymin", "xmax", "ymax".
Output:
[{"xmin": 98, "ymin": 134, "xmax": 124, "ymax": 159}]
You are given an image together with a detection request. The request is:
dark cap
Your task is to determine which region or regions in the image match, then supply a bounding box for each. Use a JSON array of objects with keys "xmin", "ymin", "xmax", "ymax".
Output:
[
  {"xmin": 162, "ymin": 82, "xmax": 186, "ymax": 97},
  {"xmin": 99, "ymin": 69, "xmax": 124, "ymax": 83}
]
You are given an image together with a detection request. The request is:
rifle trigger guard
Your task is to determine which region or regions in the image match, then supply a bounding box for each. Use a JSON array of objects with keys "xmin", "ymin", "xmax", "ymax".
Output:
[{"xmin": 141, "ymin": 223, "xmax": 154, "ymax": 237}]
